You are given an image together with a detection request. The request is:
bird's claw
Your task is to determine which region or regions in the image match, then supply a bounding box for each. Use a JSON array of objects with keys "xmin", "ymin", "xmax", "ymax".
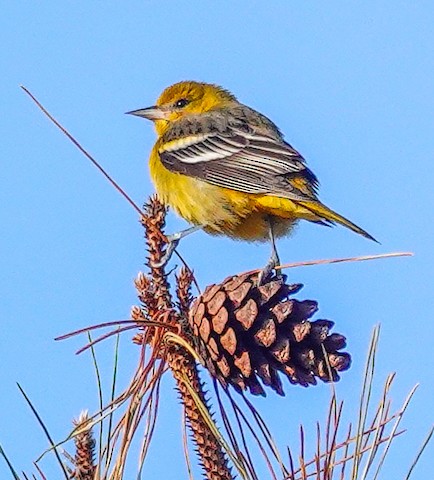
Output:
[
  {"xmin": 150, "ymin": 237, "xmax": 180, "ymax": 268},
  {"xmin": 257, "ymin": 257, "xmax": 282, "ymax": 285},
  {"xmin": 149, "ymin": 226, "xmax": 202, "ymax": 269}
]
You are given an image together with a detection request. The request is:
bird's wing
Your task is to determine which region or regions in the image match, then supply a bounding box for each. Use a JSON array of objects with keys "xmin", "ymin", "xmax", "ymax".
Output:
[{"xmin": 159, "ymin": 112, "xmax": 319, "ymax": 202}]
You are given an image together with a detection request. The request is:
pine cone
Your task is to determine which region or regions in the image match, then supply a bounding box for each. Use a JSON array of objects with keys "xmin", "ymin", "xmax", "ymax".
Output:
[
  {"xmin": 189, "ymin": 272, "xmax": 351, "ymax": 396},
  {"xmin": 71, "ymin": 411, "xmax": 96, "ymax": 480}
]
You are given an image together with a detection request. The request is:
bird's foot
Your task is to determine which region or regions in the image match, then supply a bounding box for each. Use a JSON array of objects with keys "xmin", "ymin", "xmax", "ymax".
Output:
[
  {"xmin": 150, "ymin": 233, "xmax": 181, "ymax": 268},
  {"xmin": 257, "ymin": 255, "xmax": 282, "ymax": 285},
  {"xmin": 150, "ymin": 225, "xmax": 202, "ymax": 269}
]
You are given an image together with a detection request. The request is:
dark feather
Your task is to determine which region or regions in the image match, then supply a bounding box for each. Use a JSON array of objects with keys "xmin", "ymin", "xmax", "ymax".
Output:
[{"xmin": 159, "ymin": 105, "xmax": 319, "ymax": 202}]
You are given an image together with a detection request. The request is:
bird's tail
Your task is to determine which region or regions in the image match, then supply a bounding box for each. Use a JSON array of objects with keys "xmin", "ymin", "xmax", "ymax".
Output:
[{"xmin": 298, "ymin": 201, "xmax": 378, "ymax": 243}]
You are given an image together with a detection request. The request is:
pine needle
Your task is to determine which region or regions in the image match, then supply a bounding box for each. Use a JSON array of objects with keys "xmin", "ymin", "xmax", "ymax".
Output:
[
  {"xmin": 0, "ymin": 444, "xmax": 21, "ymax": 480},
  {"xmin": 16, "ymin": 383, "xmax": 69, "ymax": 479},
  {"xmin": 404, "ymin": 425, "xmax": 434, "ymax": 480}
]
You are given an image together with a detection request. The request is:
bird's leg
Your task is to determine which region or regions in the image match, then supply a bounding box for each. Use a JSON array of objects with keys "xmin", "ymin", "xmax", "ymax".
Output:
[
  {"xmin": 258, "ymin": 217, "xmax": 282, "ymax": 285},
  {"xmin": 152, "ymin": 225, "xmax": 203, "ymax": 268}
]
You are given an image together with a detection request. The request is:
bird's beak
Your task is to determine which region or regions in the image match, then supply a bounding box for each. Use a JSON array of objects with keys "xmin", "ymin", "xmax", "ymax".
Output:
[{"xmin": 125, "ymin": 106, "xmax": 168, "ymax": 121}]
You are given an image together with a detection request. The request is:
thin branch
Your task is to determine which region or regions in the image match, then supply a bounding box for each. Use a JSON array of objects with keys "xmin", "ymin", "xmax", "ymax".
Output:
[
  {"xmin": 20, "ymin": 85, "xmax": 143, "ymax": 218},
  {"xmin": 243, "ymin": 252, "xmax": 413, "ymax": 276}
]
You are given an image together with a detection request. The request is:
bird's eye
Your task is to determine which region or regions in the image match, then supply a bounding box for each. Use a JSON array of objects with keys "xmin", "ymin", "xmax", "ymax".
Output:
[{"xmin": 174, "ymin": 98, "xmax": 190, "ymax": 108}]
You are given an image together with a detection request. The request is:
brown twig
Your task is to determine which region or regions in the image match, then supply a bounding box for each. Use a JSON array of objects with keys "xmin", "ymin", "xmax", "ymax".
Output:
[
  {"xmin": 243, "ymin": 251, "xmax": 413, "ymax": 276},
  {"xmin": 138, "ymin": 196, "xmax": 234, "ymax": 479},
  {"xmin": 21, "ymin": 85, "xmax": 144, "ymax": 218}
]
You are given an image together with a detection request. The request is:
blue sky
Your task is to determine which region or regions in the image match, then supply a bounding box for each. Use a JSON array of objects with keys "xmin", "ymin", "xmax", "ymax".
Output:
[{"xmin": 1, "ymin": 1, "xmax": 433, "ymax": 478}]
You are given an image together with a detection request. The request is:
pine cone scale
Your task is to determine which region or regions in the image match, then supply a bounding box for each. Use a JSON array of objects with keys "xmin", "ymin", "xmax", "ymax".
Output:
[
  {"xmin": 207, "ymin": 291, "xmax": 226, "ymax": 315},
  {"xmin": 227, "ymin": 281, "xmax": 252, "ymax": 307},
  {"xmin": 234, "ymin": 350, "xmax": 252, "ymax": 377},
  {"xmin": 211, "ymin": 306, "xmax": 229, "ymax": 334},
  {"xmin": 234, "ymin": 298, "xmax": 258, "ymax": 329},
  {"xmin": 253, "ymin": 317, "xmax": 276, "ymax": 347},
  {"xmin": 221, "ymin": 327, "xmax": 237, "ymax": 356}
]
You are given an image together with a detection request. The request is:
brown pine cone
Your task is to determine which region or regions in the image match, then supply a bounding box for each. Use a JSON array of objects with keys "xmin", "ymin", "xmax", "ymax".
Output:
[{"xmin": 189, "ymin": 272, "xmax": 351, "ymax": 396}]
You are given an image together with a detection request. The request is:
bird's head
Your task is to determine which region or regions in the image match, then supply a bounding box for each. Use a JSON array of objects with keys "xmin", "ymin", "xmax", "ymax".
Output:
[{"xmin": 127, "ymin": 81, "xmax": 237, "ymax": 135}]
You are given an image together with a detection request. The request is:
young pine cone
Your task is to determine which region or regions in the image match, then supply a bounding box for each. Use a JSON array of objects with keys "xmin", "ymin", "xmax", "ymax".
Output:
[{"xmin": 189, "ymin": 273, "xmax": 351, "ymax": 396}]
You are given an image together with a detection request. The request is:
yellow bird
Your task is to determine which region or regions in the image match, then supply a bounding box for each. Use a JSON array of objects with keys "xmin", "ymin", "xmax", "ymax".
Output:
[{"xmin": 128, "ymin": 81, "xmax": 376, "ymax": 282}]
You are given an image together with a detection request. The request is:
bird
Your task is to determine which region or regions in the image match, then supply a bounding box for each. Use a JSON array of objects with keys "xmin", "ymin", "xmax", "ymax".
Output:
[{"xmin": 127, "ymin": 81, "xmax": 376, "ymax": 283}]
